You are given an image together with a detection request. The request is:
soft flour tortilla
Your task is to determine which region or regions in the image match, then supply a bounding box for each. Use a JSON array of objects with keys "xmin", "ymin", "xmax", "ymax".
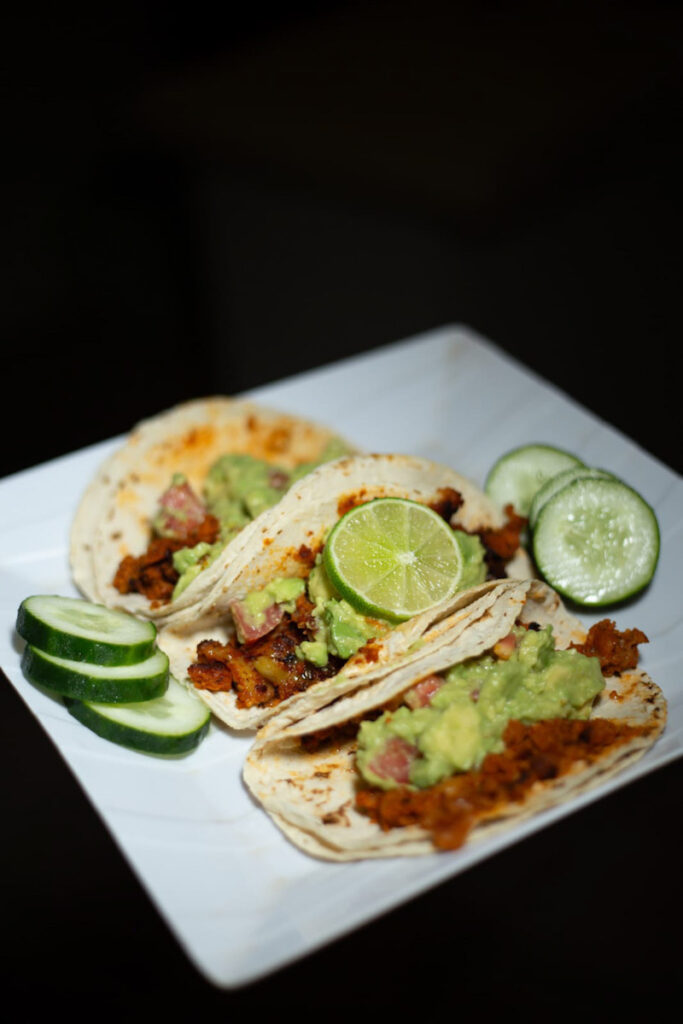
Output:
[
  {"xmin": 242, "ymin": 579, "xmax": 667, "ymax": 860},
  {"xmin": 70, "ymin": 396, "xmax": 351, "ymax": 620},
  {"xmin": 156, "ymin": 453, "xmax": 534, "ymax": 731}
]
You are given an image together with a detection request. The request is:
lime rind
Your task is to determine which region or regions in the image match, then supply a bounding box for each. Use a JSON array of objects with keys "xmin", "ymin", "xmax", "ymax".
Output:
[{"xmin": 323, "ymin": 498, "xmax": 463, "ymax": 622}]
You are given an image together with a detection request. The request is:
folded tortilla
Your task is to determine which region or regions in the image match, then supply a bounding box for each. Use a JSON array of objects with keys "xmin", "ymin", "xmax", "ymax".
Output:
[
  {"xmin": 70, "ymin": 396, "xmax": 352, "ymax": 620},
  {"xmin": 242, "ymin": 579, "xmax": 667, "ymax": 859},
  {"xmin": 156, "ymin": 452, "xmax": 534, "ymax": 731}
]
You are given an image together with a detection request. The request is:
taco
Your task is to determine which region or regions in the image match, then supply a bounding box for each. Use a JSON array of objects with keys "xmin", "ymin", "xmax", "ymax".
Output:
[
  {"xmin": 156, "ymin": 452, "xmax": 534, "ymax": 731},
  {"xmin": 70, "ymin": 396, "xmax": 353, "ymax": 620},
  {"xmin": 242, "ymin": 579, "xmax": 666, "ymax": 859}
]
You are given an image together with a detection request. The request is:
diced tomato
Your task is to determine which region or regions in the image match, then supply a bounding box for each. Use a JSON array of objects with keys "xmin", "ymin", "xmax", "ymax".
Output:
[
  {"xmin": 230, "ymin": 598, "xmax": 284, "ymax": 644},
  {"xmin": 268, "ymin": 469, "xmax": 290, "ymax": 490},
  {"xmin": 368, "ymin": 736, "xmax": 418, "ymax": 784},
  {"xmin": 493, "ymin": 632, "xmax": 518, "ymax": 660},
  {"xmin": 154, "ymin": 477, "xmax": 207, "ymax": 541},
  {"xmin": 404, "ymin": 674, "xmax": 445, "ymax": 709}
]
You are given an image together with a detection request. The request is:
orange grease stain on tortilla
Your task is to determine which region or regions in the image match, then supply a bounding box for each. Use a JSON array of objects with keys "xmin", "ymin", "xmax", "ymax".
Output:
[
  {"xmin": 114, "ymin": 485, "xmax": 143, "ymax": 508},
  {"xmin": 142, "ymin": 416, "xmax": 330, "ymax": 480},
  {"xmin": 254, "ymin": 423, "xmax": 293, "ymax": 455},
  {"xmin": 355, "ymin": 640, "xmax": 382, "ymax": 664},
  {"xmin": 250, "ymin": 541, "xmax": 322, "ymax": 577},
  {"xmin": 338, "ymin": 490, "xmax": 369, "ymax": 517},
  {"xmin": 295, "ymin": 544, "xmax": 318, "ymax": 567},
  {"xmin": 150, "ymin": 425, "xmax": 218, "ymax": 468}
]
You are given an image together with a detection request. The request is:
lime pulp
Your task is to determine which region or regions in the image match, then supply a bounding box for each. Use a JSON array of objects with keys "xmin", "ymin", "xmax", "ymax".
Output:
[{"xmin": 322, "ymin": 497, "xmax": 463, "ymax": 623}]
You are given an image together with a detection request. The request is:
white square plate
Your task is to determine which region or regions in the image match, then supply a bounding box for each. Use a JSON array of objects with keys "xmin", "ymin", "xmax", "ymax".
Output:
[{"xmin": 1, "ymin": 324, "xmax": 681, "ymax": 987}]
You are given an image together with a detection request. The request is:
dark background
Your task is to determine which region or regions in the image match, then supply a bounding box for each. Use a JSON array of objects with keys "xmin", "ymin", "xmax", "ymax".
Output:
[{"xmin": 2, "ymin": 1, "xmax": 681, "ymax": 1016}]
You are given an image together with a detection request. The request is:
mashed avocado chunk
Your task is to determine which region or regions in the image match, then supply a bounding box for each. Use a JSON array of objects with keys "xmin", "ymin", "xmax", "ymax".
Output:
[
  {"xmin": 242, "ymin": 577, "xmax": 306, "ymax": 626},
  {"xmin": 296, "ymin": 557, "xmax": 390, "ymax": 666},
  {"xmin": 453, "ymin": 530, "xmax": 486, "ymax": 590},
  {"xmin": 203, "ymin": 453, "xmax": 290, "ymax": 525},
  {"xmin": 232, "ymin": 557, "xmax": 387, "ymax": 667},
  {"xmin": 296, "ymin": 640, "xmax": 329, "ymax": 667},
  {"xmin": 356, "ymin": 625, "xmax": 605, "ymax": 790},
  {"xmin": 323, "ymin": 599, "xmax": 382, "ymax": 659},
  {"xmin": 203, "ymin": 441, "xmax": 351, "ymax": 530},
  {"xmin": 172, "ymin": 540, "xmax": 224, "ymax": 599}
]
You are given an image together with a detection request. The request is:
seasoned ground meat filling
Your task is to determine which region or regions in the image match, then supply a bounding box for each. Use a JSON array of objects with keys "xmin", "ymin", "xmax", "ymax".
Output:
[
  {"xmin": 112, "ymin": 536, "xmax": 185, "ymax": 605},
  {"xmin": 428, "ymin": 487, "xmax": 464, "ymax": 522},
  {"xmin": 355, "ymin": 716, "xmax": 651, "ymax": 850},
  {"xmin": 348, "ymin": 618, "xmax": 650, "ymax": 848},
  {"xmin": 112, "ymin": 514, "xmax": 220, "ymax": 605},
  {"xmin": 188, "ymin": 595, "xmax": 344, "ymax": 708},
  {"xmin": 426, "ymin": 495, "xmax": 526, "ymax": 578},
  {"xmin": 478, "ymin": 504, "xmax": 528, "ymax": 577},
  {"xmin": 571, "ymin": 618, "xmax": 648, "ymax": 675}
]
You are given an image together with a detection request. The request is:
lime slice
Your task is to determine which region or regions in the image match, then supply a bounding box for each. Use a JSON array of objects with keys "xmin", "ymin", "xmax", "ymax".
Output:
[{"xmin": 322, "ymin": 498, "xmax": 463, "ymax": 623}]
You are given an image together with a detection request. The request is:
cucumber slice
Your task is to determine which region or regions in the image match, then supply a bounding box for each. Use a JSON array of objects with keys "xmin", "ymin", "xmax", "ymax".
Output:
[
  {"xmin": 16, "ymin": 595, "xmax": 157, "ymax": 666},
  {"xmin": 21, "ymin": 644, "xmax": 169, "ymax": 703},
  {"xmin": 532, "ymin": 477, "xmax": 660, "ymax": 606},
  {"xmin": 485, "ymin": 444, "xmax": 584, "ymax": 517},
  {"xmin": 64, "ymin": 676, "xmax": 211, "ymax": 755},
  {"xmin": 528, "ymin": 466, "xmax": 617, "ymax": 528}
]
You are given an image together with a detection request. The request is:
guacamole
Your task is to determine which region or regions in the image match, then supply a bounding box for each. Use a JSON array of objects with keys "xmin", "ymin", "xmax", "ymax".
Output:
[
  {"xmin": 170, "ymin": 439, "xmax": 349, "ymax": 599},
  {"xmin": 242, "ymin": 577, "xmax": 306, "ymax": 625},
  {"xmin": 172, "ymin": 540, "xmax": 223, "ymax": 599},
  {"xmin": 452, "ymin": 530, "xmax": 486, "ymax": 591},
  {"xmin": 356, "ymin": 624, "xmax": 605, "ymax": 790},
  {"xmin": 233, "ymin": 528, "xmax": 488, "ymax": 670},
  {"xmin": 204, "ymin": 439, "xmax": 350, "ymax": 530},
  {"xmin": 232, "ymin": 560, "xmax": 387, "ymax": 666}
]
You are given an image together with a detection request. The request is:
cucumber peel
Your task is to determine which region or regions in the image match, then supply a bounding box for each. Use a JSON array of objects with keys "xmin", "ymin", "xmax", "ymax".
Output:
[
  {"xmin": 485, "ymin": 444, "xmax": 584, "ymax": 517},
  {"xmin": 16, "ymin": 595, "xmax": 157, "ymax": 666},
  {"xmin": 21, "ymin": 644, "xmax": 169, "ymax": 703},
  {"xmin": 64, "ymin": 676, "xmax": 210, "ymax": 755},
  {"xmin": 528, "ymin": 466, "xmax": 617, "ymax": 528}
]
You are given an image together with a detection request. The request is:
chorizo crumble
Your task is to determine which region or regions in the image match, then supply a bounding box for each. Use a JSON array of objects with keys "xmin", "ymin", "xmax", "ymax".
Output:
[
  {"xmin": 112, "ymin": 514, "xmax": 220, "ymax": 606},
  {"xmin": 188, "ymin": 593, "xmax": 344, "ymax": 708},
  {"xmin": 355, "ymin": 716, "xmax": 651, "ymax": 850}
]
